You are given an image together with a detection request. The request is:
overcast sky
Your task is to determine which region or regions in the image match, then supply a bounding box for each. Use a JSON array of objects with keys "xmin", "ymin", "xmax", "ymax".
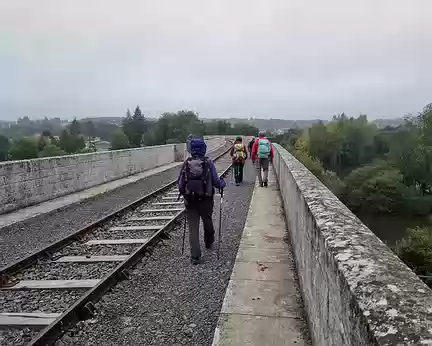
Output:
[{"xmin": 1, "ymin": 0, "xmax": 431, "ymax": 120}]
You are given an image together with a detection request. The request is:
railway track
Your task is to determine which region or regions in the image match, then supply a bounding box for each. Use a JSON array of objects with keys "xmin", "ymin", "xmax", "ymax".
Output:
[{"xmin": 0, "ymin": 145, "xmax": 233, "ymax": 346}]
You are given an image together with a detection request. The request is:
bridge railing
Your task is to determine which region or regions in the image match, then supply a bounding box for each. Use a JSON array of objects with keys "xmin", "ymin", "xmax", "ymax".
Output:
[{"xmin": 272, "ymin": 143, "xmax": 432, "ymax": 345}]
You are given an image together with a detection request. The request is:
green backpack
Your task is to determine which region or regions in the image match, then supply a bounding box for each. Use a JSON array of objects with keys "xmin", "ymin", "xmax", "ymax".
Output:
[{"xmin": 257, "ymin": 139, "xmax": 271, "ymax": 158}]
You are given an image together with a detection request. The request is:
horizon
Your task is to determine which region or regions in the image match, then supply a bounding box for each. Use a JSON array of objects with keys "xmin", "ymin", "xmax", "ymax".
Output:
[{"xmin": 1, "ymin": 0, "xmax": 431, "ymax": 120}]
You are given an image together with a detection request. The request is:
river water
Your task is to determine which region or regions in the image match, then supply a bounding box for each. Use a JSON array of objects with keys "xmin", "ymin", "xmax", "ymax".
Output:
[{"xmin": 356, "ymin": 213, "xmax": 432, "ymax": 247}]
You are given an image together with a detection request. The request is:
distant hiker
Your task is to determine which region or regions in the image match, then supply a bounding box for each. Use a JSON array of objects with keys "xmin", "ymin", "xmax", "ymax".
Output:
[
  {"xmin": 186, "ymin": 134, "xmax": 193, "ymax": 155},
  {"xmin": 230, "ymin": 136, "xmax": 247, "ymax": 186},
  {"xmin": 251, "ymin": 131, "xmax": 274, "ymax": 187},
  {"xmin": 248, "ymin": 137, "xmax": 255, "ymax": 157},
  {"xmin": 178, "ymin": 138, "xmax": 226, "ymax": 264}
]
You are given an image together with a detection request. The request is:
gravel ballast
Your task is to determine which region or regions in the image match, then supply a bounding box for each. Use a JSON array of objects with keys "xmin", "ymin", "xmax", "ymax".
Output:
[
  {"xmin": 0, "ymin": 143, "xmax": 231, "ymax": 268},
  {"xmin": 58, "ymin": 159, "xmax": 255, "ymax": 346}
]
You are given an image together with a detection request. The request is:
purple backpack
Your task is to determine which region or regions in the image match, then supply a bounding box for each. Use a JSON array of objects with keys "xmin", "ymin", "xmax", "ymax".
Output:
[{"xmin": 179, "ymin": 157, "xmax": 211, "ymax": 200}]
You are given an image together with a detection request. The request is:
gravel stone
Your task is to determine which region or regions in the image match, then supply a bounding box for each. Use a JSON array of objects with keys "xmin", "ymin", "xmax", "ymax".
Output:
[
  {"xmin": 86, "ymin": 229, "xmax": 159, "ymax": 240},
  {"xmin": 58, "ymin": 160, "xmax": 255, "ymax": 346},
  {"xmin": 1, "ymin": 289, "xmax": 81, "ymax": 313},
  {"xmin": 54, "ymin": 243, "xmax": 141, "ymax": 257},
  {"xmin": 0, "ymin": 327, "xmax": 39, "ymax": 346},
  {"xmin": 12, "ymin": 261, "xmax": 118, "ymax": 281},
  {"xmin": 0, "ymin": 144, "xmax": 231, "ymax": 268}
]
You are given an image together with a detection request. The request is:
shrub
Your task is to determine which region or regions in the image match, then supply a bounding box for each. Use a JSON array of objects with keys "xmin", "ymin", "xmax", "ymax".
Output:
[
  {"xmin": 394, "ymin": 227, "xmax": 432, "ymax": 286},
  {"xmin": 343, "ymin": 161, "xmax": 408, "ymax": 213},
  {"xmin": 38, "ymin": 144, "xmax": 66, "ymax": 158}
]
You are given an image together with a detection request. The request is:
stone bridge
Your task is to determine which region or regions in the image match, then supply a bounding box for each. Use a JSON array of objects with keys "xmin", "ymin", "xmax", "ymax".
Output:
[{"xmin": 0, "ymin": 137, "xmax": 431, "ymax": 345}]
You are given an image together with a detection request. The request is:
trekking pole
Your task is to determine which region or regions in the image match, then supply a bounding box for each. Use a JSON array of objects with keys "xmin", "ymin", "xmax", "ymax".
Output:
[
  {"xmin": 181, "ymin": 215, "xmax": 187, "ymax": 255},
  {"xmin": 217, "ymin": 189, "xmax": 224, "ymax": 260},
  {"xmin": 178, "ymin": 192, "xmax": 187, "ymax": 255}
]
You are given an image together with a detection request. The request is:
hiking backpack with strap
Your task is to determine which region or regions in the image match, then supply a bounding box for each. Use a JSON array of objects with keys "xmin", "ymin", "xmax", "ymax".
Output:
[
  {"xmin": 233, "ymin": 143, "xmax": 246, "ymax": 161},
  {"xmin": 257, "ymin": 138, "xmax": 271, "ymax": 158},
  {"xmin": 179, "ymin": 157, "xmax": 211, "ymax": 200}
]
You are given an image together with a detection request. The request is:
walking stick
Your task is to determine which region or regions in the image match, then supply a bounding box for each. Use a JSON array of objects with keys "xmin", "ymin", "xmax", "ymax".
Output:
[
  {"xmin": 181, "ymin": 215, "xmax": 187, "ymax": 255},
  {"xmin": 178, "ymin": 192, "xmax": 187, "ymax": 255},
  {"xmin": 217, "ymin": 189, "xmax": 224, "ymax": 260}
]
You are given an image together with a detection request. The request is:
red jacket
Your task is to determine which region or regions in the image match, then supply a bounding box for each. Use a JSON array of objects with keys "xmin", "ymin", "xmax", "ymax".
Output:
[
  {"xmin": 251, "ymin": 137, "xmax": 274, "ymax": 162},
  {"xmin": 230, "ymin": 142, "xmax": 248, "ymax": 163}
]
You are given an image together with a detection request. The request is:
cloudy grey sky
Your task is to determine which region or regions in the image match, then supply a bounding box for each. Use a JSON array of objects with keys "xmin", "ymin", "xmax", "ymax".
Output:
[{"xmin": 1, "ymin": 0, "xmax": 431, "ymax": 120}]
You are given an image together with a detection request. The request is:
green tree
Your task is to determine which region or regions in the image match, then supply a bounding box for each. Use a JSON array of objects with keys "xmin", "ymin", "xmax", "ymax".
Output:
[
  {"xmin": 0, "ymin": 135, "xmax": 10, "ymax": 161},
  {"xmin": 231, "ymin": 122, "xmax": 259, "ymax": 136},
  {"xmin": 342, "ymin": 161, "xmax": 407, "ymax": 213},
  {"xmin": 82, "ymin": 120, "xmax": 96, "ymax": 139},
  {"xmin": 9, "ymin": 137, "xmax": 39, "ymax": 160},
  {"xmin": 110, "ymin": 131, "xmax": 130, "ymax": 150},
  {"xmin": 205, "ymin": 120, "xmax": 232, "ymax": 135},
  {"xmin": 39, "ymin": 144, "xmax": 66, "ymax": 157},
  {"xmin": 68, "ymin": 118, "xmax": 81, "ymax": 136},
  {"xmin": 148, "ymin": 110, "xmax": 205, "ymax": 145},
  {"xmin": 122, "ymin": 106, "xmax": 146, "ymax": 147},
  {"xmin": 394, "ymin": 227, "xmax": 432, "ymax": 286},
  {"xmin": 59, "ymin": 130, "xmax": 86, "ymax": 154}
]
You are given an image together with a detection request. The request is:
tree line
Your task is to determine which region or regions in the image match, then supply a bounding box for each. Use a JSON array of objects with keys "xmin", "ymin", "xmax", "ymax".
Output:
[
  {"xmin": 0, "ymin": 118, "xmax": 97, "ymax": 161},
  {"xmin": 274, "ymin": 104, "xmax": 432, "ymax": 286},
  {"xmin": 0, "ymin": 107, "xmax": 259, "ymax": 161}
]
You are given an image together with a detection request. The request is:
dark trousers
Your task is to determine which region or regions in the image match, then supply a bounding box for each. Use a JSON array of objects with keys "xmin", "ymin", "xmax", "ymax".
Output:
[
  {"xmin": 186, "ymin": 197, "xmax": 215, "ymax": 259},
  {"xmin": 233, "ymin": 162, "xmax": 244, "ymax": 183}
]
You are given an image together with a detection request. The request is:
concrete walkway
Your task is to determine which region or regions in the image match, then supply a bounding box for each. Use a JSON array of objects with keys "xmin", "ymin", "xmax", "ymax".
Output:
[
  {"xmin": 212, "ymin": 168, "xmax": 309, "ymax": 346},
  {"xmin": 0, "ymin": 161, "xmax": 182, "ymax": 229}
]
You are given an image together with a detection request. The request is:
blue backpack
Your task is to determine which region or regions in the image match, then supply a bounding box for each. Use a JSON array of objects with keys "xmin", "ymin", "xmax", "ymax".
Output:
[{"xmin": 257, "ymin": 139, "xmax": 271, "ymax": 158}]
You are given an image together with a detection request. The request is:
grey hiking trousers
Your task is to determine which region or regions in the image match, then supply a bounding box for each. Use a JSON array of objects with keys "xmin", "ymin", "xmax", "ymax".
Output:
[
  {"xmin": 255, "ymin": 158, "xmax": 269, "ymax": 184},
  {"xmin": 185, "ymin": 197, "xmax": 215, "ymax": 259}
]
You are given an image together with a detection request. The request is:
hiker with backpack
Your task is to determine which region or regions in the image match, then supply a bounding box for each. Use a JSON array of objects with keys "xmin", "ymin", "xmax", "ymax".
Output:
[
  {"xmin": 248, "ymin": 137, "xmax": 255, "ymax": 157},
  {"xmin": 178, "ymin": 138, "xmax": 226, "ymax": 264},
  {"xmin": 230, "ymin": 136, "xmax": 247, "ymax": 186},
  {"xmin": 186, "ymin": 134, "xmax": 193, "ymax": 156},
  {"xmin": 251, "ymin": 131, "xmax": 274, "ymax": 187}
]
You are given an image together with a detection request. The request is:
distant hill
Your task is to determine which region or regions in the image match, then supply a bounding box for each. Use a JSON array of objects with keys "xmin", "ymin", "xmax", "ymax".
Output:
[
  {"xmin": 203, "ymin": 117, "xmax": 405, "ymax": 131},
  {"xmin": 202, "ymin": 117, "xmax": 328, "ymax": 130},
  {"xmin": 372, "ymin": 118, "xmax": 405, "ymax": 128},
  {"xmin": 81, "ymin": 116, "xmax": 405, "ymax": 131}
]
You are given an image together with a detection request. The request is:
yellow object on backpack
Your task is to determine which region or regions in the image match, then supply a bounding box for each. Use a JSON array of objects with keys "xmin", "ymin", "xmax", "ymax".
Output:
[{"xmin": 234, "ymin": 143, "xmax": 246, "ymax": 160}]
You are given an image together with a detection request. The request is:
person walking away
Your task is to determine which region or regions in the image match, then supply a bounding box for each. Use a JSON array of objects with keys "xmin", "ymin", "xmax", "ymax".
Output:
[
  {"xmin": 251, "ymin": 131, "xmax": 274, "ymax": 187},
  {"xmin": 178, "ymin": 138, "xmax": 226, "ymax": 264},
  {"xmin": 230, "ymin": 136, "xmax": 247, "ymax": 186},
  {"xmin": 186, "ymin": 134, "xmax": 193, "ymax": 156},
  {"xmin": 248, "ymin": 137, "xmax": 255, "ymax": 157}
]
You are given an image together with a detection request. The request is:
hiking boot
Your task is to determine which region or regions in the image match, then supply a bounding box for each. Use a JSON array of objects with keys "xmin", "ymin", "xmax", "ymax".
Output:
[
  {"xmin": 191, "ymin": 257, "xmax": 203, "ymax": 265},
  {"xmin": 264, "ymin": 182, "xmax": 268, "ymax": 187}
]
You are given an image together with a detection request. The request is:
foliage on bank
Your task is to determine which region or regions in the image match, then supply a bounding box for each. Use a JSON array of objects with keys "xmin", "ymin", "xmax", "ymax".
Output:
[
  {"xmin": 275, "ymin": 104, "xmax": 432, "ymax": 217},
  {"xmin": 273, "ymin": 103, "xmax": 432, "ymax": 287},
  {"xmin": 394, "ymin": 227, "xmax": 432, "ymax": 287}
]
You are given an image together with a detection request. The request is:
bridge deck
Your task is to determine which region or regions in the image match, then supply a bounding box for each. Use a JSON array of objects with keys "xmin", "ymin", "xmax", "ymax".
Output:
[{"xmin": 212, "ymin": 169, "xmax": 310, "ymax": 345}]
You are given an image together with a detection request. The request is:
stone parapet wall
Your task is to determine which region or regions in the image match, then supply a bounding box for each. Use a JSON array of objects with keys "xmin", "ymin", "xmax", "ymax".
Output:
[
  {"xmin": 0, "ymin": 137, "xmax": 225, "ymax": 215},
  {"xmin": 272, "ymin": 143, "xmax": 432, "ymax": 345}
]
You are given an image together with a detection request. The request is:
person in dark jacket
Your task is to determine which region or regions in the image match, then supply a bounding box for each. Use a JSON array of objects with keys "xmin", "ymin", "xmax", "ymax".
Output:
[
  {"xmin": 230, "ymin": 136, "xmax": 247, "ymax": 185},
  {"xmin": 248, "ymin": 137, "xmax": 255, "ymax": 157},
  {"xmin": 178, "ymin": 138, "xmax": 226, "ymax": 264},
  {"xmin": 186, "ymin": 134, "xmax": 193, "ymax": 156}
]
